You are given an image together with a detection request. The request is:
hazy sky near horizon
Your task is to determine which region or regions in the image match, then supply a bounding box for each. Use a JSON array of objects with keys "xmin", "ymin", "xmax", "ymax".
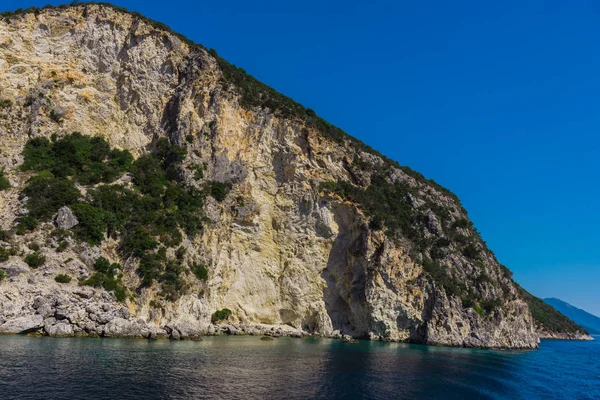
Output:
[{"xmin": 3, "ymin": 1, "xmax": 599, "ymax": 316}]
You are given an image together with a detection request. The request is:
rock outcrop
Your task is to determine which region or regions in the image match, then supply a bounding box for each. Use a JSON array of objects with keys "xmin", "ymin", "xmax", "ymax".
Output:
[
  {"xmin": 0, "ymin": 4, "xmax": 580, "ymax": 348},
  {"xmin": 0, "ymin": 315, "xmax": 44, "ymax": 334},
  {"xmin": 55, "ymin": 206, "xmax": 79, "ymax": 230},
  {"xmin": 538, "ymin": 330, "xmax": 594, "ymax": 341}
]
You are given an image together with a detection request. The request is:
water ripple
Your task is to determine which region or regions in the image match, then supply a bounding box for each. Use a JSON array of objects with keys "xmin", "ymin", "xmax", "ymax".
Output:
[{"xmin": 0, "ymin": 336, "xmax": 598, "ymax": 399}]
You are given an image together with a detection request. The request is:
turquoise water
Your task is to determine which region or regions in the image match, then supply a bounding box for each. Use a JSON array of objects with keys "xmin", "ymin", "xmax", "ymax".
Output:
[{"xmin": 0, "ymin": 335, "xmax": 598, "ymax": 399}]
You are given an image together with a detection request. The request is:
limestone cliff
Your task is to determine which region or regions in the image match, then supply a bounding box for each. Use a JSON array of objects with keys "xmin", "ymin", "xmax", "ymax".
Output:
[{"xmin": 0, "ymin": 4, "xmax": 587, "ymax": 347}]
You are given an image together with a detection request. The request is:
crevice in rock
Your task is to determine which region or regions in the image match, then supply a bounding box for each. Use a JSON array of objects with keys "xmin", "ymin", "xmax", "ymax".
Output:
[{"xmin": 322, "ymin": 205, "xmax": 369, "ymax": 337}]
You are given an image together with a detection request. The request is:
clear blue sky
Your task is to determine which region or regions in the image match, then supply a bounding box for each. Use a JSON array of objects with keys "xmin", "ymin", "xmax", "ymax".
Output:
[{"xmin": 4, "ymin": 1, "xmax": 600, "ymax": 315}]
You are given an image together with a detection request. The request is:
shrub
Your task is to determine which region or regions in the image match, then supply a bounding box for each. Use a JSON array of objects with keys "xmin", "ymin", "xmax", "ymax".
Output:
[
  {"xmin": 462, "ymin": 244, "xmax": 480, "ymax": 259},
  {"xmin": 368, "ymin": 216, "xmax": 383, "ymax": 231},
  {"xmin": 211, "ymin": 308, "xmax": 232, "ymax": 324},
  {"xmin": 190, "ymin": 263, "xmax": 208, "ymax": 281},
  {"xmin": 319, "ymin": 181, "xmax": 337, "ymax": 192},
  {"xmin": 21, "ymin": 137, "xmax": 55, "ymax": 171},
  {"xmin": 0, "ymin": 247, "xmax": 11, "ymax": 262},
  {"xmin": 480, "ymin": 298, "xmax": 502, "ymax": 315},
  {"xmin": 22, "ymin": 133, "xmax": 132, "ymax": 185},
  {"xmin": 452, "ymin": 219, "xmax": 470, "ymax": 229},
  {"xmin": 24, "ymin": 252, "xmax": 46, "ymax": 268},
  {"xmin": 138, "ymin": 249, "xmax": 167, "ymax": 286},
  {"xmin": 87, "ymin": 184, "xmax": 138, "ymax": 234},
  {"xmin": 55, "ymin": 274, "xmax": 72, "ymax": 283},
  {"xmin": 22, "ymin": 173, "xmax": 80, "ymax": 220},
  {"xmin": 437, "ymin": 238, "xmax": 451, "ymax": 247},
  {"xmin": 122, "ymin": 225, "xmax": 158, "ymax": 257},
  {"xmin": 57, "ymin": 241, "xmax": 69, "ymax": 252},
  {"xmin": 80, "ymin": 257, "xmax": 126, "ymax": 302},
  {"xmin": 70, "ymin": 204, "xmax": 110, "ymax": 245},
  {"xmin": 429, "ymin": 246, "xmax": 445, "ymax": 260},
  {"xmin": 138, "ymin": 248, "xmax": 187, "ymax": 301},
  {"xmin": 0, "ymin": 269, "xmax": 5, "ymax": 281},
  {"xmin": 0, "ymin": 169, "xmax": 10, "ymax": 190},
  {"xmin": 499, "ymin": 264, "xmax": 513, "ymax": 278},
  {"xmin": 209, "ymin": 181, "xmax": 228, "ymax": 202},
  {"xmin": 192, "ymin": 164, "xmax": 204, "ymax": 180},
  {"xmin": 49, "ymin": 110, "xmax": 61, "ymax": 123},
  {"xmin": 160, "ymin": 259, "xmax": 186, "ymax": 301},
  {"xmin": 154, "ymin": 138, "xmax": 186, "ymax": 170},
  {"xmin": 16, "ymin": 215, "xmax": 38, "ymax": 234},
  {"xmin": 0, "ymin": 230, "xmax": 11, "ymax": 242},
  {"xmin": 130, "ymin": 155, "xmax": 167, "ymax": 196},
  {"xmin": 93, "ymin": 256, "xmax": 118, "ymax": 275},
  {"xmin": 113, "ymin": 286, "xmax": 126, "ymax": 302},
  {"xmin": 162, "ymin": 184, "xmax": 204, "ymax": 236},
  {"xmin": 149, "ymin": 300, "xmax": 161, "ymax": 309}
]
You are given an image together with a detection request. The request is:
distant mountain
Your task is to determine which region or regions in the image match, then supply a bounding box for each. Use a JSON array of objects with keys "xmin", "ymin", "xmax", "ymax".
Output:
[{"xmin": 544, "ymin": 298, "xmax": 600, "ymax": 334}]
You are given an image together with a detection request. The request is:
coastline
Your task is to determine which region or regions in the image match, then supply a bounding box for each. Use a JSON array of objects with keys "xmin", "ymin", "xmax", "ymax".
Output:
[
  {"xmin": 1, "ymin": 320, "xmax": 591, "ymax": 348},
  {"xmin": 538, "ymin": 330, "xmax": 595, "ymax": 341}
]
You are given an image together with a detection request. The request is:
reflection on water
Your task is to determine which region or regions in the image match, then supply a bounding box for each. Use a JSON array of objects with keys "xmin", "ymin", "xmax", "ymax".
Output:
[{"xmin": 0, "ymin": 335, "xmax": 598, "ymax": 399}]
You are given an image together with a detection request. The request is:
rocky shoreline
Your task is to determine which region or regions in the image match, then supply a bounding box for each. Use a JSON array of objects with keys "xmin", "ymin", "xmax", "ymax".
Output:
[
  {"xmin": 0, "ymin": 287, "xmax": 307, "ymax": 340},
  {"xmin": 2, "ymin": 321, "xmax": 593, "ymax": 347},
  {"xmin": 0, "ymin": 290, "xmax": 590, "ymax": 345},
  {"xmin": 538, "ymin": 330, "xmax": 595, "ymax": 341}
]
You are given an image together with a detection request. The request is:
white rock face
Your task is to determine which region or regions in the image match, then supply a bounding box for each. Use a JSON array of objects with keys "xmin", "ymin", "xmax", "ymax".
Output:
[
  {"xmin": 0, "ymin": 315, "xmax": 44, "ymax": 333},
  {"xmin": 47, "ymin": 322, "xmax": 74, "ymax": 337},
  {"xmin": 0, "ymin": 5, "xmax": 542, "ymax": 348},
  {"xmin": 55, "ymin": 206, "xmax": 78, "ymax": 229}
]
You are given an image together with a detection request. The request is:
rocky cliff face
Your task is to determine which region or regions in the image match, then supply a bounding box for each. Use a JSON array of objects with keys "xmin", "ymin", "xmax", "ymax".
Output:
[{"xmin": 0, "ymin": 4, "xmax": 580, "ymax": 347}]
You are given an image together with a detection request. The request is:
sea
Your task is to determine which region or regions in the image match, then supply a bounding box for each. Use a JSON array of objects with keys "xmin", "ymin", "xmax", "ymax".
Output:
[{"xmin": 0, "ymin": 334, "xmax": 598, "ymax": 399}]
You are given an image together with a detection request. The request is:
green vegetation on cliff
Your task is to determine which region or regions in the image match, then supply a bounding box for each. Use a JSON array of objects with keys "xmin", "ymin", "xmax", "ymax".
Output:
[
  {"xmin": 55, "ymin": 274, "xmax": 72, "ymax": 283},
  {"xmin": 518, "ymin": 286, "xmax": 587, "ymax": 334},
  {"xmin": 21, "ymin": 133, "xmax": 132, "ymax": 184},
  {"xmin": 81, "ymin": 257, "xmax": 126, "ymax": 302},
  {"xmin": 211, "ymin": 308, "xmax": 232, "ymax": 323},
  {"xmin": 190, "ymin": 263, "xmax": 209, "ymax": 281},
  {"xmin": 24, "ymin": 252, "xmax": 46, "ymax": 268},
  {"xmin": 18, "ymin": 133, "xmax": 212, "ymax": 300},
  {"xmin": 319, "ymin": 171, "xmax": 489, "ymax": 310},
  {"xmin": 0, "ymin": 169, "xmax": 10, "ymax": 190},
  {"xmin": 21, "ymin": 172, "xmax": 80, "ymax": 222}
]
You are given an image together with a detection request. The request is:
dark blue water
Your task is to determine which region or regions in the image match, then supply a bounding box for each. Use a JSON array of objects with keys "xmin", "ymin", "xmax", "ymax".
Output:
[{"xmin": 0, "ymin": 335, "xmax": 598, "ymax": 399}]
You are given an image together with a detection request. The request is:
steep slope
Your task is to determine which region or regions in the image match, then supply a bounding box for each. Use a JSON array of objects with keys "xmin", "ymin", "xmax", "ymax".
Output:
[
  {"xmin": 514, "ymin": 288, "xmax": 590, "ymax": 340},
  {"xmin": 0, "ymin": 4, "xmax": 586, "ymax": 347},
  {"xmin": 544, "ymin": 298, "xmax": 600, "ymax": 335}
]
